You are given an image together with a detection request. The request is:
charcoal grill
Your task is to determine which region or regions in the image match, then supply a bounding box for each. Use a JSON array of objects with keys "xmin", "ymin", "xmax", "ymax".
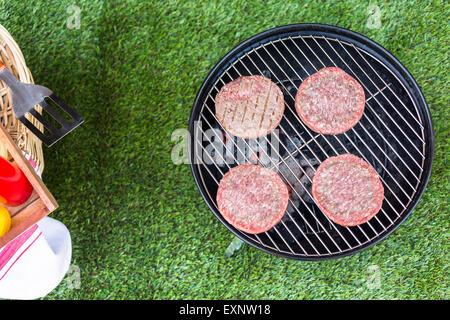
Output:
[{"xmin": 188, "ymin": 24, "xmax": 434, "ymax": 260}]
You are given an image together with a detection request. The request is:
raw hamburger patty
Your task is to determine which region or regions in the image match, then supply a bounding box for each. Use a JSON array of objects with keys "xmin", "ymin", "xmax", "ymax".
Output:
[
  {"xmin": 215, "ymin": 75, "xmax": 285, "ymax": 139},
  {"xmin": 216, "ymin": 164, "xmax": 289, "ymax": 234},
  {"xmin": 312, "ymin": 154, "xmax": 384, "ymax": 226},
  {"xmin": 295, "ymin": 67, "xmax": 365, "ymax": 135}
]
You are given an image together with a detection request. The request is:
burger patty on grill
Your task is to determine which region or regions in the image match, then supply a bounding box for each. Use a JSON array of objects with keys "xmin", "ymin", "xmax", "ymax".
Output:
[
  {"xmin": 215, "ymin": 75, "xmax": 285, "ymax": 139},
  {"xmin": 295, "ymin": 67, "xmax": 365, "ymax": 135},
  {"xmin": 312, "ymin": 153, "xmax": 384, "ymax": 226},
  {"xmin": 216, "ymin": 164, "xmax": 289, "ymax": 234}
]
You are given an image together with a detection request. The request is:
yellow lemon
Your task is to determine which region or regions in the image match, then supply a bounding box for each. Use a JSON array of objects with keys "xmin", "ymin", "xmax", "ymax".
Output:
[{"xmin": 0, "ymin": 206, "xmax": 11, "ymax": 237}]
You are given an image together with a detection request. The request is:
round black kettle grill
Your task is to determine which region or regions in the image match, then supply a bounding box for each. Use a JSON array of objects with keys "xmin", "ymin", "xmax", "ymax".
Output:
[{"xmin": 189, "ymin": 24, "xmax": 434, "ymax": 260}]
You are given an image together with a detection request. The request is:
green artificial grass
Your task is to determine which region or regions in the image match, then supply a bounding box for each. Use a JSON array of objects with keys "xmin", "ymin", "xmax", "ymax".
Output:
[{"xmin": 0, "ymin": 0, "xmax": 448, "ymax": 299}]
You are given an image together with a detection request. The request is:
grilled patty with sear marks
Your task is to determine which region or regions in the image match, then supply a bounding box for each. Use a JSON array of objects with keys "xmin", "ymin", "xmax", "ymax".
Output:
[{"xmin": 215, "ymin": 75, "xmax": 285, "ymax": 139}]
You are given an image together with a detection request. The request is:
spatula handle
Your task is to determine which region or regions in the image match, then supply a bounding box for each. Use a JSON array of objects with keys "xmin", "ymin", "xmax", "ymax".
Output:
[{"xmin": 0, "ymin": 60, "xmax": 20, "ymax": 88}]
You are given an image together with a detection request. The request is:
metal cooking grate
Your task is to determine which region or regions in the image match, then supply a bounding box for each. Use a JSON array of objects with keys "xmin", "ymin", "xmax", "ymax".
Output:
[{"xmin": 189, "ymin": 25, "xmax": 433, "ymax": 260}]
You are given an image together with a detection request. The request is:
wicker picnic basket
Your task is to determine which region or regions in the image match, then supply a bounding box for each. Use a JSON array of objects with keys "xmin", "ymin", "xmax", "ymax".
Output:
[
  {"xmin": 0, "ymin": 24, "xmax": 57, "ymax": 249},
  {"xmin": 0, "ymin": 24, "xmax": 44, "ymax": 173}
]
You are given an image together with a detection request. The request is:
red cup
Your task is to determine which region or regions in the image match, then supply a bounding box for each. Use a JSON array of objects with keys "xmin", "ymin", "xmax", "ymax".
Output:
[{"xmin": 0, "ymin": 156, "xmax": 33, "ymax": 206}]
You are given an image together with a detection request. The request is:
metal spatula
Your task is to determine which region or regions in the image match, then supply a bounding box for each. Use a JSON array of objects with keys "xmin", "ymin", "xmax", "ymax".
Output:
[{"xmin": 0, "ymin": 61, "xmax": 83, "ymax": 147}]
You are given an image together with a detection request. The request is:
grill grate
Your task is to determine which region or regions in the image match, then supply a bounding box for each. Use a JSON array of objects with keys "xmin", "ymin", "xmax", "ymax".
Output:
[{"xmin": 189, "ymin": 25, "xmax": 433, "ymax": 259}]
